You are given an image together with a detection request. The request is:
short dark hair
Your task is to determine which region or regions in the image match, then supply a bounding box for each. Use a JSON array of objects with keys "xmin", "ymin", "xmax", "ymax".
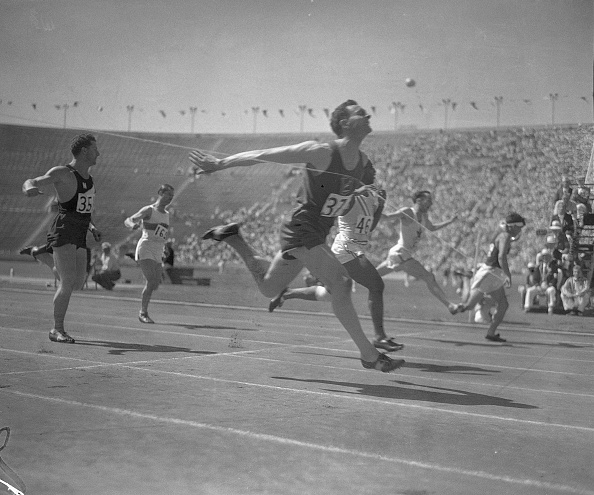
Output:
[
  {"xmin": 70, "ymin": 133, "xmax": 96, "ymax": 156},
  {"xmin": 330, "ymin": 99, "xmax": 358, "ymax": 137},
  {"xmin": 505, "ymin": 212, "xmax": 526, "ymax": 226},
  {"xmin": 158, "ymin": 183, "xmax": 174, "ymax": 195},
  {"xmin": 412, "ymin": 190, "xmax": 431, "ymax": 203}
]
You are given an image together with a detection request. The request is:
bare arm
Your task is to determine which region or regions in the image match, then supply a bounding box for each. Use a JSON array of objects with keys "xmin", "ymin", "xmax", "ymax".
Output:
[
  {"xmin": 189, "ymin": 141, "xmax": 332, "ymax": 175},
  {"xmin": 497, "ymin": 233, "xmax": 513, "ymax": 285},
  {"xmin": 425, "ymin": 214, "xmax": 458, "ymax": 232},
  {"xmin": 22, "ymin": 166, "xmax": 71, "ymax": 197},
  {"xmin": 124, "ymin": 205, "xmax": 153, "ymax": 230},
  {"xmin": 382, "ymin": 207, "xmax": 414, "ymax": 223}
]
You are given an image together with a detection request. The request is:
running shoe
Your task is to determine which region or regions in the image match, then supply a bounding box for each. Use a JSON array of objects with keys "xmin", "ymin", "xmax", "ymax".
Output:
[
  {"xmin": 48, "ymin": 329, "xmax": 75, "ymax": 344},
  {"xmin": 268, "ymin": 288, "xmax": 288, "ymax": 312},
  {"xmin": 361, "ymin": 353, "xmax": 405, "ymax": 372},
  {"xmin": 139, "ymin": 313, "xmax": 154, "ymax": 324},
  {"xmin": 448, "ymin": 303, "xmax": 465, "ymax": 315},
  {"xmin": 485, "ymin": 334, "xmax": 506, "ymax": 342},
  {"xmin": 202, "ymin": 223, "xmax": 240, "ymax": 241},
  {"xmin": 373, "ymin": 337, "xmax": 404, "ymax": 352}
]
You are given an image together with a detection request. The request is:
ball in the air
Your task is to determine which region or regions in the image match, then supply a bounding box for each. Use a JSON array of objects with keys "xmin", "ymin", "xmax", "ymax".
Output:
[{"xmin": 405, "ymin": 78, "xmax": 416, "ymax": 87}]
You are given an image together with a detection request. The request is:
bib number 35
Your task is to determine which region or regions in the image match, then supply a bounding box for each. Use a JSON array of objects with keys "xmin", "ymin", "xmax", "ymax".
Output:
[{"xmin": 76, "ymin": 191, "xmax": 95, "ymax": 213}]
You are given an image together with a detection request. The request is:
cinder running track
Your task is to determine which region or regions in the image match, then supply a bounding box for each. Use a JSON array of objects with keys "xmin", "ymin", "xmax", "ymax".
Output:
[{"xmin": 1, "ymin": 285, "xmax": 593, "ymax": 495}]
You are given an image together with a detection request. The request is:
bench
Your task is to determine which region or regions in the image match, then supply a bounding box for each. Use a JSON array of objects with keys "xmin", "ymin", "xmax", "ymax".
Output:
[{"xmin": 166, "ymin": 267, "xmax": 211, "ymax": 286}]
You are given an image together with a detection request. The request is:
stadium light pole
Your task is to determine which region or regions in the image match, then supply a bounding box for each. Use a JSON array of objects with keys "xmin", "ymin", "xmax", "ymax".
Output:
[
  {"xmin": 189, "ymin": 106, "xmax": 197, "ymax": 133},
  {"xmin": 251, "ymin": 106, "xmax": 260, "ymax": 133},
  {"xmin": 548, "ymin": 93, "xmax": 559, "ymax": 125},
  {"xmin": 494, "ymin": 96, "xmax": 503, "ymax": 128},
  {"xmin": 298, "ymin": 105, "xmax": 307, "ymax": 132},
  {"xmin": 126, "ymin": 105, "xmax": 134, "ymax": 132},
  {"xmin": 442, "ymin": 99, "xmax": 453, "ymax": 129},
  {"xmin": 390, "ymin": 101, "xmax": 405, "ymax": 132},
  {"xmin": 55, "ymin": 103, "xmax": 69, "ymax": 128}
]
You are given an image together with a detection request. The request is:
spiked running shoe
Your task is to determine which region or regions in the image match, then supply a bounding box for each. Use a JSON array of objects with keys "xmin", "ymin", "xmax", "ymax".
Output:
[
  {"xmin": 361, "ymin": 353, "xmax": 405, "ymax": 372},
  {"xmin": 373, "ymin": 337, "xmax": 404, "ymax": 352},
  {"xmin": 268, "ymin": 288, "xmax": 288, "ymax": 312},
  {"xmin": 202, "ymin": 223, "xmax": 240, "ymax": 241},
  {"xmin": 49, "ymin": 329, "xmax": 75, "ymax": 344}
]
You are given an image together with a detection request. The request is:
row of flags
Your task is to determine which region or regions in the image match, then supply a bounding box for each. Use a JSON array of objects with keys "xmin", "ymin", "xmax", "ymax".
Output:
[{"xmin": 1, "ymin": 95, "xmax": 590, "ymax": 119}]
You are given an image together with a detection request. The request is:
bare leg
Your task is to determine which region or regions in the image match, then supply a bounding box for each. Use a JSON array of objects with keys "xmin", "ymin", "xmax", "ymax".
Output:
[
  {"xmin": 485, "ymin": 287, "xmax": 508, "ymax": 338},
  {"xmin": 292, "ymin": 244, "xmax": 380, "ymax": 363},
  {"xmin": 343, "ymin": 256, "xmax": 387, "ymax": 341},
  {"xmin": 399, "ymin": 259, "xmax": 461, "ymax": 314},
  {"xmin": 52, "ymin": 245, "xmax": 87, "ymax": 332},
  {"xmin": 223, "ymin": 235, "xmax": 303, "ymax": 297},
  {"xmin": 139, "ymin": 259, "xmax": 162, "ymax": 315}
]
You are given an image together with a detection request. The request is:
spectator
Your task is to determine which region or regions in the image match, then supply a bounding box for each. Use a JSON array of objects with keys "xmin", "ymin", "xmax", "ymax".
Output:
[
  {"xmin": 92, "ymin": 242, "xmax": 121, "ymax": 290},
  {"xmin": 552, "ymin": 185, "xmax": 578, "ymax": 235},
  {"xmin": 552, "ymin": 175, "xmax": 572, "ymax": 206},
  {"xmin": 521, "ymin": 261, "xmax": 541, "ymax": 310},
  {"xmin": 560, "ymin": 264, "xmax": 590, "ymax": 315},
  {"xmin": 162, "ymin": 240, "xmax": 175, "ymax": 282}
]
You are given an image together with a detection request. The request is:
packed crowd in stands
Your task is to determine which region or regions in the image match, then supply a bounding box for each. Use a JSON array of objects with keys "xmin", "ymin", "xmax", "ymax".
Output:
[{"xmin": 168, "ymin": 125, "xmax": 593, "ymax": 279}]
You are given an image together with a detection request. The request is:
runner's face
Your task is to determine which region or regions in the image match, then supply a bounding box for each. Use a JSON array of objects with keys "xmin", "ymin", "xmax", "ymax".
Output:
[
  {"xmin": 83, "ymin": 142, "xmax": 99, "ymax": 165},
  {"xmin": 159, "ymin": 188, "xmax": 174, "ymax": 205},
  {"xmin": 418, "ymin": 194, "xmax": 433, "ymax": 211},
  {"xmin": 344, "ymin": 105, "xmax": 372, "ymax": 136}
]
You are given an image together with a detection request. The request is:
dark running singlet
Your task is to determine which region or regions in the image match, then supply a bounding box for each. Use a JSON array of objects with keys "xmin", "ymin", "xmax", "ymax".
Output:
[
  {"xmin": 279, "ymin": 142, "xmax": 371, "ymax": 256},
  {"xmin": 46, "ymin": 166, "xmax": 95, "ymax": 250},
  {"xmin": 484, "ymin": 231, "xmax": 510, "ymax": 269}
]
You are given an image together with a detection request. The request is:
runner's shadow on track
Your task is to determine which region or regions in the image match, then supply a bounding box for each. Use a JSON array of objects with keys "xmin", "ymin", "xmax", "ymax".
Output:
[
  {"xmin": 272, "ymin": 376, "xmax": 537, "ymax": 408},
  {"xmin": 404, "ymin": 361, "xmax": 499, "ymax": 375},
  {"xmin": 293, "ymin": 351, "xmax": 498, "ymax": 375},
  {"xmin": 427, "ymin": 338, "xmax": 592, "ymax": 350},
  {"xmin": 163, "ymin": 323, "xmax": 258, "ymax": 331},
  {"xmin": 75, "ymin": 339, "xmax": 218, "ymax": 356}
]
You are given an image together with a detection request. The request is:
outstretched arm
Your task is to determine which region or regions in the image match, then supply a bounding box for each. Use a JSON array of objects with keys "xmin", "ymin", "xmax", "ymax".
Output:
[
  {"xmin": 189, "ymin": 141, "xmax": 332, "ymax": 175},
  {"xmin": 426, "ymin": 214, "xmax": 458, "ymax": 232},
  {"xmin": 382, "ymin": 206, "xmax": 413, "ymax": 222}
]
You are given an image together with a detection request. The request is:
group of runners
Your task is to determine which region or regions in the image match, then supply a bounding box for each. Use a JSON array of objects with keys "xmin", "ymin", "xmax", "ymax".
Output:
[{"xmin": 21, "ymin": 99, "xmax": 525, "ymax": 371}]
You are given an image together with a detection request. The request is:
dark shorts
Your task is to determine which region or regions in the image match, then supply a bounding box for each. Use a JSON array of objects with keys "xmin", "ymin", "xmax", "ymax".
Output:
[
  {"xmin": 46, "ymin": 211, "xmax": 90, "ymax": 250},
  {"xmin": 279, "ymin": 211, "xmax": 333, "ymax": 260}
]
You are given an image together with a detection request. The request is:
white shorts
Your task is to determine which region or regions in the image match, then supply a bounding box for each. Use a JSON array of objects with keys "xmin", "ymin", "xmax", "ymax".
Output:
[
  {"xmin": 471, "ymin": 265, "xmax": 506, "ymax": 294},
  {"xmin": 331, "ymin": 239, "xmax": 366, "ymax": 265},
  {"xmin": 136, "ymin": 239, "xmax": 164, "ymax": 263},
  {"xmin": 385, "ymin": 245, "xmax": 413, "ymax": 270}
]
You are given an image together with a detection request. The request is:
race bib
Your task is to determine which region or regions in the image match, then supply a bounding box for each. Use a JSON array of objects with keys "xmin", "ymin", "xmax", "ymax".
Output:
[
  {"xmin": 320, "ymin": 193, "xmax": 352, "ymax": 217},
  {"xmin": 76, "ymin": 189, "xmax": 94, "ymax": 214},
  {"xmin": 354, "ymin": 214, "xmax": 373, "ymax": 235},
  {"xmin": 153, "ymin": 224, "xmax": 169, "ymax": 239}
]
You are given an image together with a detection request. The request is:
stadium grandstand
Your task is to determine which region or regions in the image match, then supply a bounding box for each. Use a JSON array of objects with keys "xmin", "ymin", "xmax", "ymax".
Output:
[{"xmin": 1, "ymin": 122, "xmax": 593, "ymax": 277}]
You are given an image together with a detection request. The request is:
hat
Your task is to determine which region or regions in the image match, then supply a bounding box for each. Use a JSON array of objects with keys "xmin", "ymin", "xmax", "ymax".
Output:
[
  {"xmin": 101, "ymin": 242, "xmax": 111, "ymax": 249},
  {"xmin": 505, "ymin": 212, "xmax": 526, "ymax": 226},
  {"xmin": 549, "ymin": 220, "xmax": 562, "ymax": 231},
  {"xmin": 546, "ymin": 234, "xmax": 557, "ymax": 244},
  {"xmin": 541, "ymin": 248, "xmax": 551, "ymax": 256},
  {"xmin": 527, "ymin": 262, "xmax": 535, "ymax": 269}
]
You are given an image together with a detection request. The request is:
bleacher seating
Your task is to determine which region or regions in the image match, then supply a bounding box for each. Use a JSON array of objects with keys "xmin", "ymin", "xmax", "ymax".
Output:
[{"xmin": 1, "ymin": 123, "xmax": 593, "ymax": 276}]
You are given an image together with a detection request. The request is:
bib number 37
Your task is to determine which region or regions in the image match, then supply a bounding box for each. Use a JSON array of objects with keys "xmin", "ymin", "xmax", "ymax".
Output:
[{"xmin": 320, "ymin": 193, "xmax": 352, "ymax": 217}]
